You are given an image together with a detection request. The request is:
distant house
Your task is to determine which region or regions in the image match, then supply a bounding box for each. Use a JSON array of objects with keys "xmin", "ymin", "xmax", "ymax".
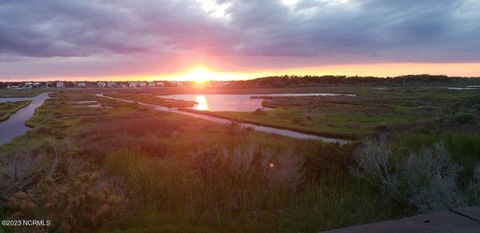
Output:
[
  {"xmin": 127, "ymin": 82, "xmax": 148, "ymax": 88},
  {"xmin": 32, "ymin": 82, "xmax": 41, "ymax": 88},
  {"xmin": 156, "ymin": 82, "xmax": 165, "ymax": 88},
  {"xmin": 169, "ymin": 81, "xmax": 184, "ymax": 87},
  {"xmin": 97, "ymin": 82, "xmax": 106, "ymax": 88},
  {"xmin": 8, "ymin": 85, "xmax": 21, "ymax": 90},
  {"xmin": 148, "ymin": 81, "xmax": 156, "ymax": 87},
  {"xmin": 56, "ymin": 82, "xmax": 65, "ymax": 88},
  {"xmin": 107, "ymin": 82, "xmax": 117, "ymax": 88},
  {"xmin": 77, "ymin": 82, "xmax": 87, "ymax": 88}
]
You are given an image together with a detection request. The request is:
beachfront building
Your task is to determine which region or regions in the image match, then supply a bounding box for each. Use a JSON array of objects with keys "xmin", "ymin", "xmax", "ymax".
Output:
[
  {"xmin": 107, "ymin": 82, "xmax": 117, "ymax": 88},
  {"xmin": 56, "ymin": 82, "xmax": 65, "ymax": 88},
  {"xmin": 77, "ymin": 82, "xmax": 87, "ymax": 88},
  {"xmin": 97, "ymin": 82, "xmax": 107, "ymax": 88}
]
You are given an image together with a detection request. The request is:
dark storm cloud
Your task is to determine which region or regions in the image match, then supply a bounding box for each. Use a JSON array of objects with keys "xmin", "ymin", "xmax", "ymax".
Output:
[
  {"xmin": 0, "ymin": 0, "xmax": 479, "ymax": 74},
  {"xmin": 225, "ymin": 0, "xmax": 480, "ymax": 61}
]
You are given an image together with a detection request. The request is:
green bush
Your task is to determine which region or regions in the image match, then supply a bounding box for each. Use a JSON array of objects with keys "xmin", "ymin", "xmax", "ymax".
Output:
[{"xmin": 9, "ymin": 172, "xmax": 127, "ymax": 233}]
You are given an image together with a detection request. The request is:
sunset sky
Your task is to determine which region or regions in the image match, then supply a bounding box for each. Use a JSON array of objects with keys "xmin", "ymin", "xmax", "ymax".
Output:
[{"xmin": 1, "ymin": 0, "xmax": 479, "ymax": 81}]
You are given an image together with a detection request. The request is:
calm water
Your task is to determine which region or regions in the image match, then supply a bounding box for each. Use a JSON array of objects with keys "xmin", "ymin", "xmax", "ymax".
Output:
[
  {"xmin": 0, "ymin": 92, "xmax": 50, "ymax": 145},
  {"xmin": 159, "ymin": 93, "xmax": 355, "ymax": 112},
  {"xmin": 99, "ymin": 93, "xmax": 350, "ymax": 144}
]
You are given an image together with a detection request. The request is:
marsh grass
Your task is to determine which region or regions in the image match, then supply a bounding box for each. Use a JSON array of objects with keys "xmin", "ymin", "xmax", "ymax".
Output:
[
  {"xmin": 6, "ymin": 89, "xmax": 477, "ymax": 233},
  {"xmin": 104, "ymin": 145, "xmax": 390, "ymax": 233},
  {"xmin": 0, "ymin": 101, "xmax": 31, "ymax": 122},
  {"xmin": 0, "ymin": 89, "xmax": 44, "ymax": 98}
]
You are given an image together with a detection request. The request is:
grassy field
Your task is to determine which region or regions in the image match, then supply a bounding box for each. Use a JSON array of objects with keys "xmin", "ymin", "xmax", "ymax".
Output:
[
  {"xmin": 0, "ymin": 89, "xmax": 45, "ymax": 97},
  {"xmin": 0, "ymin": 90, "xmax": 400, "ymax": 233},
  {"xmin": 0, "ymin": 101, "xmax": 31, "ymax": 122},
  {"xmin": 0, "ymin": 87, "xmax": 479, "ymax": 233}
]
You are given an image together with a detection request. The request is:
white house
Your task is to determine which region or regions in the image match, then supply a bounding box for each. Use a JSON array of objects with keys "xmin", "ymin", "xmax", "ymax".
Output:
[
  {"xmin": 138, "ymin": 82, "xmax": 147, "ymax": 87},
  {"xmin": 129, "ymin": 82, "xmax": 138, "ymax": 88},
  {"xmin": 8, "ymin": 85, "xmax": 21, "ymax": 89},
  {"xmin": 97, "ymin": 82, "xmax": 107, "ymax": 88},
  {"xmin": 156, "ymin": 82, "xmax": 165, "ymax": 88},
  {"xmin": 77, "ymin": 82, "xmax": 87, "ymax": 88},
  {"xmin": 107, "ymin": 82, "xmax": 117, "ymax": 88},
  {"xmin": 56, "ymin": 82, "xmax": 65, "ymax": 88},
  {"xmin": 148, "ymin": 81, "xmax": 156, "ymax": 87}
]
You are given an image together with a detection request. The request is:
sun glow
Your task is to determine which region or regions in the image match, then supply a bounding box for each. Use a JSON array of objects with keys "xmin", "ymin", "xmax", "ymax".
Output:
[
  {"xmin": 169, "ymin": 66, "xmax": 250, "ymax": 83},
  {"xmin": 184, "ymin": 66, "xmax": 213, "ymax": 84},
  {"xmin": 194, "ymin": 96, "xmax": 209, "ymax": 111}
]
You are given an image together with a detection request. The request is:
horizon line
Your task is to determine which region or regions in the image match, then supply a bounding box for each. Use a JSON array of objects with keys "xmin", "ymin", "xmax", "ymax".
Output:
[{"xmin": 2, "ymin": 74, "xmax": 480, "ymax": 83}]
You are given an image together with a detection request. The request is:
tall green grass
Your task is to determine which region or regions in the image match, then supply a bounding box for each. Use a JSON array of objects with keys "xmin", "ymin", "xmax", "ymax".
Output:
[{"xmin": 103, "ymin": 144, "xmax": 393, "ymax": 233}]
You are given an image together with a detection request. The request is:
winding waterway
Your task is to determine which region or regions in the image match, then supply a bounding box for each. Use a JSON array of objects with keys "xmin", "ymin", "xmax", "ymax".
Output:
[
  {"xmin": 0, "ymin": 92, "xmax": 50, "ymax": 145},
  {"xmin": 98, "ymin": 93, "xmax": 351, "ymax": 144}
]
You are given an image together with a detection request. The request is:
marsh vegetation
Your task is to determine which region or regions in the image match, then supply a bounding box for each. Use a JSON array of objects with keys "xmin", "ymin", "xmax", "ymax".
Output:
[
  {"xmin": 0, "ymin": 101, "xmax": 31, "ymax": 122},
  {"xmin": 0, "ymin": 84, "xmax": 479, "ymax": 233}
]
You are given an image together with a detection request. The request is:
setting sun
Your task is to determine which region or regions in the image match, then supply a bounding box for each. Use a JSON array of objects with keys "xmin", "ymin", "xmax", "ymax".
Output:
[{"xmin": 184, "ymin": 66, "xmax": 213, "ymax": 83}]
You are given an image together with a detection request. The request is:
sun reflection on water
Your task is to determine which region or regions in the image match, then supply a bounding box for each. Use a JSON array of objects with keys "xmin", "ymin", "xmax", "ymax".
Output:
[{"xmin": 194, "ymin": 96, "xmax": 209, "ymax": 111}]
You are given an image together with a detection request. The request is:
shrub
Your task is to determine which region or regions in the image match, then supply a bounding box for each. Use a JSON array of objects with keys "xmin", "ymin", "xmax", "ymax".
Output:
[
  {"xmin": 225, "ymin": 121, "xmax": 251, "ymax": 135},
  {"xmin": 352, "ymin": 138, "xmax": 467, "ymax": 213},
  {"xmin": 9, "ymin": 172, "xmax": 127, "ymax": 233},
  {"xmin": 253, "ymin": 108, "xmax": 268, "ymax": 115},
  {"xmin": 466, "ymin": 167, "xmax": 480, "ymax": 205},
  {"xmin": 401, "ymin": 143, "xmax": 465, "ymax": 212},
  {"xmin": 351, "ymin": 138, "xmax": 400, "ymax": 198},
  {"xmin": 451, "ymin": 113, "xmax": 475, "ymax": 125}
]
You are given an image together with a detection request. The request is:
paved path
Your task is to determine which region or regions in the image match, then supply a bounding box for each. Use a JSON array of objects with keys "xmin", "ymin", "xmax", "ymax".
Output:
[{"xmin": 321, "ymin": 207, "xmax": 480, "ymax": 233}]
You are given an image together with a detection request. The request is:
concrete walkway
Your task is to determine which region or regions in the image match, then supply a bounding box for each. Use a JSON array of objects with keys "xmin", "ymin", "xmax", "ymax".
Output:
[{"xmin": 321, "ymin": 207, "xmax": 480, "ymax": 233}]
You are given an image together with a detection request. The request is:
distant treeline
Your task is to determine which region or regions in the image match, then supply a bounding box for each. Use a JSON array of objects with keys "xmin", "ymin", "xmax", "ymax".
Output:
[
  {"xmin": 2, "ymin": 74, "xmax": 480, "ymax": 89},
  {"xmin": 228, "ymin": 75, "xmax": 480, "ymax": 88}
]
